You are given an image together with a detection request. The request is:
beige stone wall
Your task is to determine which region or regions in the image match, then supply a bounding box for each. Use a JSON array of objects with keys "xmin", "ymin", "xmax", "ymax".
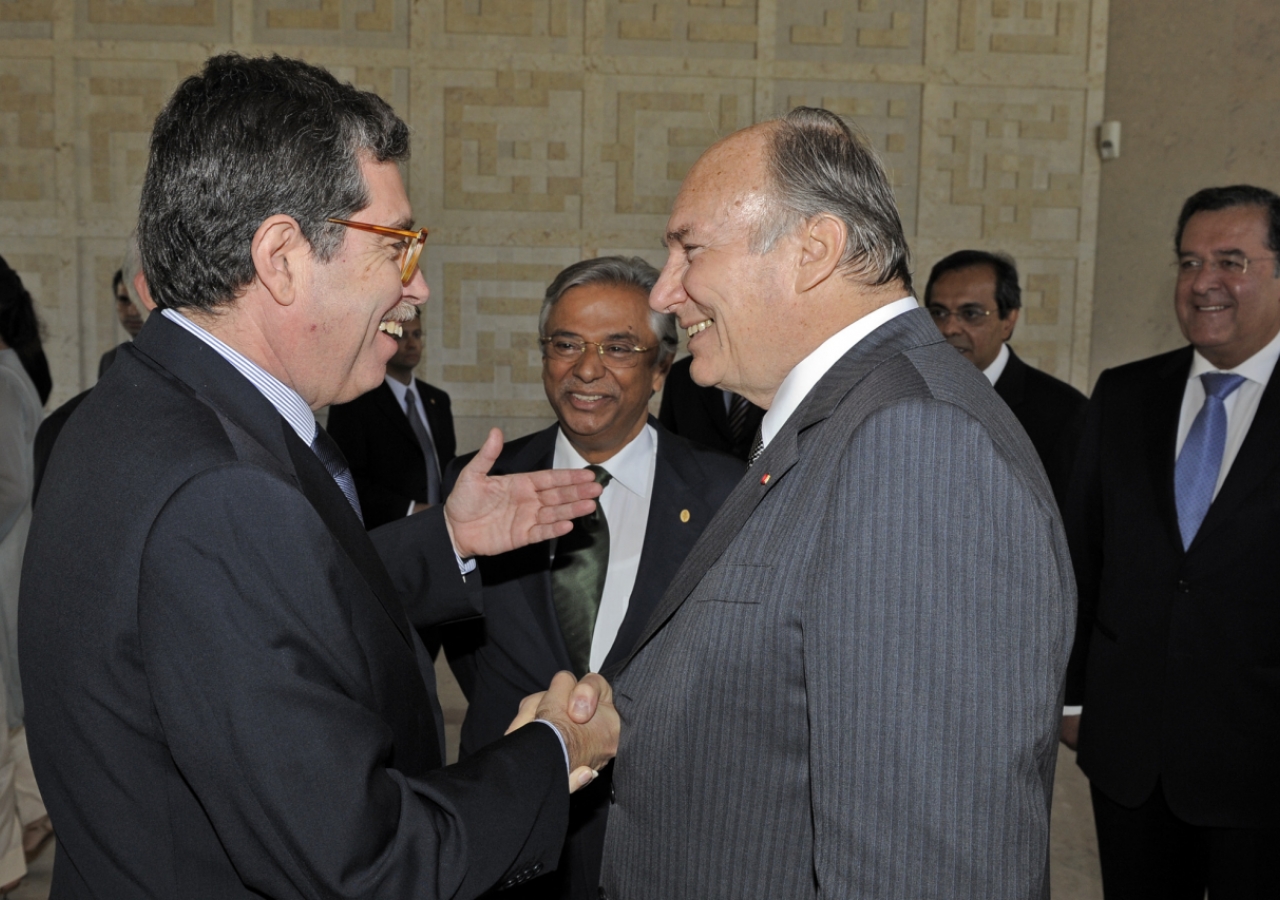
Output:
[
  {"xmin": 0, "ymin": 0, "xmax": 1108, "ymax": 447},
  {"xmin": 1089, "ymin": 0, "xmax": 1280, "ymax": 386}
]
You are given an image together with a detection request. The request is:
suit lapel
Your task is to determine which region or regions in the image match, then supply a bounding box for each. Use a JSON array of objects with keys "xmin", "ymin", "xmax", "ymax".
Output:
[
  {"xmin": 994, "ymin": 348, "xmax": 1027, "ymax": 409},
  {"xmin": 602, "ymin": 424, "xmax": 711, "ymax": 672},
  {"xmin": 618, "ymin": 309, "xmax": 943, "ymax": 671},
  {"xmin": 130, "ymin": 315, "xmax": 416, "ymax": 649},
  {"xmin": 372, "ymin": 380, "xmax": 419, "ymax": 448},
  {"xmin": 1145, "ymin": 348, "xmax": 1194, "ymax": 553},
  {"xmin": 1192, "ymin": 355, "xmax": 1280, "ymax": 548}
]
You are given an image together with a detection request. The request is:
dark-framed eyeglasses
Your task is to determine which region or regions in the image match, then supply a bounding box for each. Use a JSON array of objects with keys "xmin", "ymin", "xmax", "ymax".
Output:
[
  {"xmin": 327, "ymin": 217, "xmax": 429, "ymax": 286},
  {"xmin": 927, "ymin": 305, "xmax": 993, "ymax": 324},
  {"xmin": 1175, "ymin": 254, "xmax": 1277, "ymax": 280},
  {"xmin": 540, "ymin": 337, "xmax": 653, "ymax": 369}
]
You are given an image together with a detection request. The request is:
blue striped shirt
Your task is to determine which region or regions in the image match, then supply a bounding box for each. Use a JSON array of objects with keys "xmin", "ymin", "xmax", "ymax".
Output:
[{"xmin": 161, "ymin": 308, "xmax": 317, "ymax": 445}]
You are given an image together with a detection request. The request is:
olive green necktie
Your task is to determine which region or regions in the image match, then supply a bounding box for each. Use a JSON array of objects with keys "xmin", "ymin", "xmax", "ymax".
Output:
[{"xmin": 550, "ymin": 465, "xmax": 612, "ymax": 676}]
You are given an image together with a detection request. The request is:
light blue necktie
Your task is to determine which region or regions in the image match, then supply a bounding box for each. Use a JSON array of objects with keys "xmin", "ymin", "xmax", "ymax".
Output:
[
  {"xmin": 312, "ymin": 422, "xmax": 365, "ymax": 524},
  {"xmin": 1174, "ymin": 372, "xmax": 1245, "ymax": 549}
]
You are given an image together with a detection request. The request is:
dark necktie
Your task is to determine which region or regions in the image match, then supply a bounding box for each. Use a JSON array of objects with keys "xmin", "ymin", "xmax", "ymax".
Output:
[
  {"xmin": 1174, "ymin": 371, "xmax": 1245, "ymax": 549},
  {"xmin": 404, "ymin": 390, "xmax": 441, "ymax": 506},
  {"xmin": 312, "ymin": 423, "xmax": 364, "ymax": 524},
  {"xmin": 727, "ymin": 392, "xmax": 753, "ymax": 457},
  {"xmin": 748, "ymin": 424, "xmax": 764, "ymax": 467},
  {"xmin": 550, "ymin": 465, "xmax": 612, "ymax": 676}
]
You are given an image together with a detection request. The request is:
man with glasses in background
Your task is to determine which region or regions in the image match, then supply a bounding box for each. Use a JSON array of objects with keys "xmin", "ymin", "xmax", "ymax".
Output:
[
  {"xmin": 924, "ymin": 249, "xmax": 1087, "ymax": 508},
  {"xmin": 21, "ymin": 54, "xmax": 617, "ymax": 898},
  {"xmin": 1064, "ymin": 185, "xmax": 1280, "ymax": 898},
  {"xmin": 440, "ymin": 256, "xmax": 744, "ymax": 900}
]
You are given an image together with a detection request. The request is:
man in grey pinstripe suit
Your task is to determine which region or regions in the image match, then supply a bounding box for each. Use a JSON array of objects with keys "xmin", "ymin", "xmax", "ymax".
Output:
[{"xmin": 598, "ymin": 108, "xmax": 1076, "ymax": 899}]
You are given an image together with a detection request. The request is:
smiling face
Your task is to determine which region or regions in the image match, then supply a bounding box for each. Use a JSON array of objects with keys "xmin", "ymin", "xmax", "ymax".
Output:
[
  {"xmin": 293, "ymin": 158, "xmax": 428, "ymax": 407},
  {"xmin": 542, "ymin": 282, "xmax": 670, "ymax": 463},
  {"xmin": 926, "ymin": 264, "xmax": 1017, "ymax": 371},
  {"xmin": 649, "ymin": 128, "xmax": 797, "ymax": 406},
  {"xmin": 1176, "ymin": 205, "xmax": 1280, "ymax": 370}
]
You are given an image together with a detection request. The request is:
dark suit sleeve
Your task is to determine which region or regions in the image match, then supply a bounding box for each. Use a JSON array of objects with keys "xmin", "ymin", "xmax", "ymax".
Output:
[
  {"xmin": 373, "ymin": 504, "xmax": 483, "ymax": 630},
  {"xmin": 1063, "ymin": 374, "xmax": 1109, "ymax": 707},
  {"xmin": 327, "ymin": 400, "xmax": 417, "ymax": 527},
  {"xmin": 137, "ymin": 466, "xmax": 567, "ymax": 899}
]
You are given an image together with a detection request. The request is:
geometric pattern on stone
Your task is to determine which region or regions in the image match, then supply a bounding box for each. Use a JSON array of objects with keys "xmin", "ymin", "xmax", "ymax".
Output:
[
  {"xmin": 443, "ymin": 72, "xmax": 584, "ymax": 218},
  {"xmin": 0, "ymin": 57, "xmax": 55, "ymax": 217},
  {"xmin": 955, "ymin": 0, "xmax": 1085, "ymax": 56},
  {"xmin": 254, "ymin": 0, "xmax": 409, "ymax": 47},
  {"xmin": 0, "ymin": 0, "xmax": 55, "ymax": 38},
  {"xmin": 777, "ymin": 0, "xmax": 924, "ymax": 64},
  {"xmin": 920, "ymin": 85, "xmax": 1086, "ymax": 243},
  {"xmin": 774, "ymin": 81, "xmax": 922, "ymax": 237},
  {"xmin": 74, "ymin": 0, "xmax": 231, "ymax": 42},
  {"xmin": 604, "ymin": 0, "xmax": 759, "ymax": 60}
]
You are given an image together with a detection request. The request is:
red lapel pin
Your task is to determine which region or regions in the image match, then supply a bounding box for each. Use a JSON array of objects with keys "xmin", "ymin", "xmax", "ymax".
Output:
[{"xmin": 760, "ymin": 473, "xmax": 771, "ymax": 485}]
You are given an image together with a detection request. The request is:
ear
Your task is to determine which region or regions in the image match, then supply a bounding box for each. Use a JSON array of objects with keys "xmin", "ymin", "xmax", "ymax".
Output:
[
  {"xmin": 999, "ymin": 308, "xmax": 1019, "ymax": 341},
  {"xmin": 794, "ymin": 214, "xmax": 845, "ymax": 295},
  {"xmin": 651, "ymin": 352, "xmax": 674, "ymax": 395},
  {"xmin": 251, "ymin": 215, "xmax": 310, "ymax": 308},
  {"xmin": 132, "ymin": 271, "xmax": 157, "ymax": 312}
]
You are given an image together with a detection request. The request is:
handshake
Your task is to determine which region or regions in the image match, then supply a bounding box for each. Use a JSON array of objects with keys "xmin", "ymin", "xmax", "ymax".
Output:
[{"xmin": 506, "ymin": 672, "xmax": 620, "ymax": 793}]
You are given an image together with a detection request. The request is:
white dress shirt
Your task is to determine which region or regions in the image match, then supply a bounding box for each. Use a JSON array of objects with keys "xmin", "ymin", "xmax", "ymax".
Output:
[
  {"xmin": 384, "ymin": 374, "xmax": 440, "ymax": 515},
  {"xmin": 759, "ymin": 297, "xmax": 919, "ymax": 451},
  {"xmin": 982, "ymin": 343, "xmax": 1011, "ymax": 386},
  {"xmin": 1175, "ymin": 326, "xmax": 1280, "ymax": 499},
  {"xmin": 553, "ymin": 424, "xmax": 657, "ymax": 672}
]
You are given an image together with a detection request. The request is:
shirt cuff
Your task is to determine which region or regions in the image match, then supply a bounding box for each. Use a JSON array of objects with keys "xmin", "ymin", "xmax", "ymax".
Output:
[
  {"xmin": 406, "ymin": 499, "xmax": 416, "ymax": 517},
  {"xmin": 535, "ymin": 718, "xmax": 570, "ymax": 773},
  {"xmin": 1062, "ymin": 705, "xmax": 1082, "ymax": 716},
  {"xmin": 455, "ymin": 553, "xmax": 477, "ymax": 576}
]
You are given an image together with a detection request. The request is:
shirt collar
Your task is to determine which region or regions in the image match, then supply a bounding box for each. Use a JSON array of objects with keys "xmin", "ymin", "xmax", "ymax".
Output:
[
  {"xmin": 553, "ymin": 421, "xmax": 656, "ymax": 499},
  {"xmin": 384, "ymin": 374, "xmax": 419, "ymax": 407},
  {"xmin": 982, "ymin": 342, "xmax": 1011, "ymax": 386},
  {"xmin": 760, "ymin": 296, "xmax": 919, "ymax": 447},
  {"xmin": 1188, "ymin": 325, "xmax": 1280, "ymax": 386},
  {"xmin": 161, "ymin": 308, "xmax": 317, "ymax": 446}
]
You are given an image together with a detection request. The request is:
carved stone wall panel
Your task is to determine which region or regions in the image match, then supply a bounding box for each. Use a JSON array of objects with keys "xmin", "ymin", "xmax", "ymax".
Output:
[
  {"xmin": 73, "ymin": 58, "xmax": 201, "ymax": 226},
  {"xmin": 0, "ymin": 57, "xmax": 56, "ymax": 227},
  {"xmin": 74, "ymin": 0, "xmax": 232, "ymax": 42},
  {"xmin": 426, "ymin": 70, "xmax": 585, "ymax": 234},
  {"xmin": 919, "ymin": 84, "xmax": 1086, "ymax": 244},
  {"xmin": 928, "ymin": 0, "xmax": 1098, "ymax": 83},
  {"xmin": 253, "ymin": 0, "xmax": 410, "ymax": 46},
  {"xmin": 777, "ymin": 0, "xmax": 924, "ymax": 65},
  {"xmin": 0, "ymin": 0, "xmax": 55, "ymax": 38},
  {"xmin": 427, "ymin": 0, "xmax": 585, "ymax": 55},
  {"xmin": 584, "ymin": 75, "xmax": 755, "ymax": 240},
  {"xmin": 773, "ymin": 80, "xmax": 922, "ymax": 237},
  {"xmin": 602, "ymin": 0, "xmax": 759, "ymax": 61}
]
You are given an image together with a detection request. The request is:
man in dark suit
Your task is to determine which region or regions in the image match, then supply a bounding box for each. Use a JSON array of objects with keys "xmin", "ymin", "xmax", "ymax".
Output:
[
  {"xmin": 19, "ymin": 54, "xmax": 616, "ymax": 898},
  {"xmin": 442, "ymin": 256, "xmax": 745, "ymax": 900},
  {"xmin": 924, "ymin": 249, "xmax": 1087, "ymax": 507},
  {"xmin": 1064, "ymin": 185, "xmax": 1280, "ymax": 898},
  {"xmin": 601, "ymin": 109, "xmax": 1073, "ymax": 899},
  {"xmin": 329, "ymin": 307, "xmax": 455, "ymax": 529},
  {"xmin": 657, "ymin": 356, "xmax": 763, "ymax": 460}
]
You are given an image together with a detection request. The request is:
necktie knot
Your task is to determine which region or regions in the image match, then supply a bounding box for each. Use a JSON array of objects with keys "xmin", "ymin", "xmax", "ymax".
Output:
[{"xmin": 1201, "ymin": 371, "xmax": 1246, "ymax": 400}]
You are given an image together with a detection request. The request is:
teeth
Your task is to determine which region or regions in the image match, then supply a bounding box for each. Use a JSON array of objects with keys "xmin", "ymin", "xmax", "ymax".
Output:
[
  {"xmin": 378, "ymin": 321, "xmax": 403, "ymax": 337},
  {"xmin": 1199, "ymin": 305, "xmax": 1227, "ymax": 311},
  {"xmin": 687, "ymin": 320, "xmax": 712, "ymax": 337},
  {"xmin": 572, "ymin": 394, "xmax": 605, "ymax": 402}
]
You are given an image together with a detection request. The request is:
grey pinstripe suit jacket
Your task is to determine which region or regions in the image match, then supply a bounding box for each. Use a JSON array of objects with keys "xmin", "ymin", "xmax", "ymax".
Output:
[{"xmin": 600, "ymin": 308, "xmax": 1075, "ymax": 900}]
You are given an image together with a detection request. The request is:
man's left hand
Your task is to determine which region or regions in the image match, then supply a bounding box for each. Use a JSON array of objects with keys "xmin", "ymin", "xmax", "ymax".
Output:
[{"xmin": 445, "ymin": 428, "xmax": 601, "ymax": 559}]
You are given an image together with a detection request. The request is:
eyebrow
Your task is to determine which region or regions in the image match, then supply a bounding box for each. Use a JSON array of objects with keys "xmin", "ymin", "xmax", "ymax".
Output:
[
  {"xmin": 1180, "ymin": 247, "xmax": 1248, "ymax": 257},
  {"xmin": 548, "ymin": 329, "xmax": 642, "ymax": 341},
  {"xmin": 665, "ymin": 226, "xmax": 691, "ymax": 246}
]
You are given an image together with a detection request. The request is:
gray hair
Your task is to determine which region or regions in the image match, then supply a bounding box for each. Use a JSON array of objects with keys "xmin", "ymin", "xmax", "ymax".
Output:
[
  {"xmin": 539, "ymin": 256, "xmax": 678, "ymax": 362},
  {"xmin": 752, "ymin": 107, "xmax": 912, "ymax": 293}
]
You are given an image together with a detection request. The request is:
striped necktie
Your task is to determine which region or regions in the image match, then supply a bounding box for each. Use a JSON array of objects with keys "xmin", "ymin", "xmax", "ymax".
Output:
[{"xmin": 312, "ymin": 422, "xmax": 364, "ymax": 524}]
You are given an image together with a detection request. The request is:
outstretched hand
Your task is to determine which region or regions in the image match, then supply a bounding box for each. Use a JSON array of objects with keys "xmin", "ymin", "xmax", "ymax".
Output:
[{"xmin": 445, "ymin": 428, "xmax": 602, "ymax": 559}]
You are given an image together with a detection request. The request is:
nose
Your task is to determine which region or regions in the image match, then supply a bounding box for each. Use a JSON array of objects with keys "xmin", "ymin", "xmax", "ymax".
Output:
[
  {"xmin": 650, "ymin": 259, "xmax": 684, "ymax": 314},
  {"xmin": 403, "ymin": 266, "xmax": 430, "ymax": 306},
  {"xmin": 936, "ymin": 313, "xmax": 964, "ymax": 337},
  {"xmin": 571, "ymin": 344, "xmax": 606, "ymax": 381}
]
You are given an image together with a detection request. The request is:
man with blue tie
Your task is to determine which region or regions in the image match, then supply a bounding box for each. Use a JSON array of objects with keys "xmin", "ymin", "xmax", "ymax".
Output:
[{"xmin": 1064, "ymin": 185, "xmax": 1280, "ymax": 899}]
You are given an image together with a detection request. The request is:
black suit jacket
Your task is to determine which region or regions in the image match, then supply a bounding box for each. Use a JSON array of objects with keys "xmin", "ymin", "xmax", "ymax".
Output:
[
  {"xmin": 328, "ymin": 378, "xmax": 456, "ymax": 529},
  {"xmin": 993, "ymin": 347, "xmax": 1087, "ymax": 508},
  {"xmin": 20, "ymin": 313, "xmax": 567, "ymax": 898},
  {"xmin": 1065, "ymin": 346, "xmax": 1280, "ymax": 827},
  {"xmin": 441, "ymin": 420, "xmax": 745, "ymax": 900},
  {"xmin": 658, "ymin": 356, "xmax": 763, "ymax": 461}
]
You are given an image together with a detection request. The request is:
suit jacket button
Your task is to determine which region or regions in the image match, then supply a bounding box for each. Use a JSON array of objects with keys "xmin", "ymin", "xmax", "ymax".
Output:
[
  {"xmin": 599, "ymin": 889, "xmax": 609, "ymax": 900},
  {"xmin": 609, "ymin": 782, "xmax": 616, "ymax": 804},
  {"xmin": 1177, "ymin": 578, "xmax": 1191, "ymax": 593}
]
